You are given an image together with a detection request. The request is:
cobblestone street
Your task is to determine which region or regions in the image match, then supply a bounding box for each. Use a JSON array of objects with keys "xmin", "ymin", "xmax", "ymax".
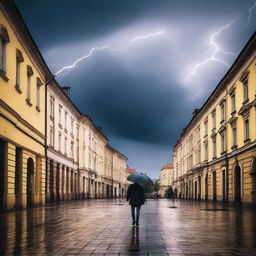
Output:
[{"xmin": 1, "ymin": 199, "xmax": 256, "ymax": 256}]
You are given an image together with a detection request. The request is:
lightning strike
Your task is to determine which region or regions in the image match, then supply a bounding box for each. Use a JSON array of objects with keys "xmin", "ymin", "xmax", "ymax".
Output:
[
  {"xmin": 129, "ymin": 31, "xmax": 166, "ymax": 45},
  {"xmin": 188, "ymin": 20, "xmax": 237, "ymax": 79},
  {"xmin": 247, "ymin": 1, "xmax": 256, "ymax": 25},
  {"xmin": 55, "ymin": 30, "xmax": 166, "ymax": 76},
  {"xmin": 55, "ymin": 46, "xmax": 109, "ymax": 76}
]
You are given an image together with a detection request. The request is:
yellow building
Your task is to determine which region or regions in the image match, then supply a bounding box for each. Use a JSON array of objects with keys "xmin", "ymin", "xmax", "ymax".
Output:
[
  {"xmin": 173, "ymin": 32, "xmax": 256, "ymax": 204},
  {"xmin": 0, "ymin": 0, "xmax": 51, "ymax": 210}
]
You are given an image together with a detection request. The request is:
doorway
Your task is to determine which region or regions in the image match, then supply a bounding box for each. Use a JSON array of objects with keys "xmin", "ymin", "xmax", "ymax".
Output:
[
  {"xmin": 222, "ymin": 169, "xmax": 226, "ymax": 202},
  {"xmin": 234, "ymin": 164, "xmax": 241, "ymax": 202},
  {"xmin": 205, "ymin": 174, "xmax": 208, "ymax": 200},
  {"xmin": 213, "ymin": 171, "xmax": 217, "ymax": 201},
  {"xmin": 27, "ymin": 157, "xmax": 34, "ymax": 207}
]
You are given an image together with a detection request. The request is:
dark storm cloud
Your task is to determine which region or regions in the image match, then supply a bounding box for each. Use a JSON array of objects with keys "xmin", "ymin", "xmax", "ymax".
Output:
[{"xmin": 14, "ymin": 0, "xmax": 256, "ymax": 178}]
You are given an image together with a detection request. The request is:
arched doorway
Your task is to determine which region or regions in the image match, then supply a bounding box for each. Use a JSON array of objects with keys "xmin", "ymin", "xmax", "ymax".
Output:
[
  {"xmin": 205, "ymin": 174, "xmax": 208, "ymax": 200},
  {"xmin": 56, "ymin": 163, "xmax": 60, "ymax": 202},
  {"xmin": 234, "ymin": 164, "xmax": 241, "ymax": 202},
  {"xmin": 27, "ymin": 157, "xmax": 34, "ymax": 207},
  {"xmin": 0, "ymin": 139, "xmax": 6, "ymax": 210},
  {"xmin": 212, "ymin": 171, "xmax": 217, "ymax": 201},
  {"xmin": 194, "ymin": 181, "xmax": 197, "ymax": 200},
  {"xmin": 198, "ymin": 176, "xmax": 201, "ymax": 200},
  {"xmin": 50, "ymin": 160, "xmax": 54, "ymax": 202}
]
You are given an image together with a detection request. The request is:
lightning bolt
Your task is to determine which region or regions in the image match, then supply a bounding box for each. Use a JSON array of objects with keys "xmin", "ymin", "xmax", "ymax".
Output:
[
  {"xmin": 247, "ymin": 1, "xmax": 256, "ymax": 25},
  {"xmin": 187, "ymin": 20, "xmax": 237, "ymax": 79},
  {"xmin": 54, "ymin": 31, "xmax": 166, "ymax": 77},
  {"xmin": 129, "ymin": 31, "xmax": 166, "ymax": 45},
  {"xmin": 55, "ymin": 46, "xmax": 109, "ymax": 76}
]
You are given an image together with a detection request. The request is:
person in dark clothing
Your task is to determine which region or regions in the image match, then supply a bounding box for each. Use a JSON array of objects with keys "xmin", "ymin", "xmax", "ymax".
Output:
[{"xmin": 126, "ymin": 182, "xmax": 145, "ymax": 226}]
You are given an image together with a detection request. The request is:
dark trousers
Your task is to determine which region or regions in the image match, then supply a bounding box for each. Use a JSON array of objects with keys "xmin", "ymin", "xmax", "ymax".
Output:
[{"xmin": 131, "ymin": 205, "xmax": 141, "ymax": 224}]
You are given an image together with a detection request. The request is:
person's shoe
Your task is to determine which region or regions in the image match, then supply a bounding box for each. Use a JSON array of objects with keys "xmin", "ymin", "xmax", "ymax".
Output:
[
  {"xmin": 132, "ymin": 222, "xmax": 135, "ymax": 226},
  {"xmin": 136, "ymin": 223, "xmax": 139, "ymax": 226}
]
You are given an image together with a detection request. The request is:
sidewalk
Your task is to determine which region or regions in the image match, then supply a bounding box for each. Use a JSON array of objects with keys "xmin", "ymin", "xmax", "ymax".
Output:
[{"xmin": 0, "ymin": 199, "xmax": 255, "ymax": 255}]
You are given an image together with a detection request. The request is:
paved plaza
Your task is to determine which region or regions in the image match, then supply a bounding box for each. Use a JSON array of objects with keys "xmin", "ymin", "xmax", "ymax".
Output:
[{"xmin": 0, "ymin": 199, "xmax": 256, "ymax": 256}]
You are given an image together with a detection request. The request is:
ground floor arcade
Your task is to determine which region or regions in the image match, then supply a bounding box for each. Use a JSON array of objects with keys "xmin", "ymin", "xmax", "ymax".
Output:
[{"xmin": 174, "ymin": 144, "xmax": 256, "ymax": 204}]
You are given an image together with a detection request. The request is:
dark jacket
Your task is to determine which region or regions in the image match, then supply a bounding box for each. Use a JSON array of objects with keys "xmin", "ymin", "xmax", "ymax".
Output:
[{"xmin": 126, "ymin": 183, "xmax": 145, "ymax": 206}]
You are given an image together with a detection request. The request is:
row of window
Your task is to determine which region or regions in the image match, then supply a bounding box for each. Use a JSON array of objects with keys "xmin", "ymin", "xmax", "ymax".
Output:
[
  {"xmin": 49, "ymin": 96, "xmax": 77, "ymax": 136},
  {"xmin": 176, "ymin": 115, "xmax": 251, "ymax": 175},
  {"xmin": 1, "ymin": 24, "xmax": 43, "ymax": 111}
]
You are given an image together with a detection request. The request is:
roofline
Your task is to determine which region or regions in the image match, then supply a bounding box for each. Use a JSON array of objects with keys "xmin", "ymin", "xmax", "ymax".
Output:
[
  {"xmin": 3, "ymin": 0, "xmax": 53, "ymax": 80},
  {"xmin": 173, "ymin": 31, "xmax": 256, "ymax": 150},
  {"xmin": 107, "ymin": 144, "xmax": 128, "ymax": 160}
]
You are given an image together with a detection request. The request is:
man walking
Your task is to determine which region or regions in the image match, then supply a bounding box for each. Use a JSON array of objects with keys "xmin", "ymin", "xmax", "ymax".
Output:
[{"xmin": 126, "ymin": 182, "xmax": 145, "ymax": 226}]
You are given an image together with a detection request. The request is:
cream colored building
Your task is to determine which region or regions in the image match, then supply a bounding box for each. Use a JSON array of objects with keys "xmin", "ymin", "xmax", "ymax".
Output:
[
  {"xmin": 46, "ymin": 83, "xmax": 80, "ymax": 202},
  {"xmin": 172, "ymin": 32, "xmax": 256, "ymax": 204},
  {"xmin": 159, "ymin": 163, "xmax": 173, "ymax": 197}
]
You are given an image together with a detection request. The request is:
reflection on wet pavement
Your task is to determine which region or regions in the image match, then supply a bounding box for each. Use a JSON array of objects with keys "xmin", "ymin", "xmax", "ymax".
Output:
[{"xmin": 0, "ymin": 199, "xmax": 256, "ymax": 255}]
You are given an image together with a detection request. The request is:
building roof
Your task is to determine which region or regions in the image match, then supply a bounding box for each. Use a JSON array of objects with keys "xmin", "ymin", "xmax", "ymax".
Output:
[
  {"xmin": 173, "ymin": 31, "xmax": 256, "ymax": 150},
  {"xmin": 127, "ymin": 168, "xmax": 136, "ymax": 174},
  {"xmin": 161, "ymin": 163, "xmax": 173, "ymax": 170}
]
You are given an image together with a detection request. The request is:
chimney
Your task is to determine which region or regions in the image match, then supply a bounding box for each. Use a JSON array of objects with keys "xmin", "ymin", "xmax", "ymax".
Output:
[
  {"xmin": 192, "ymin": 108, "xmax": 199, "ymax": 117},
  {"xmin": 62, "ymin": 86, "xmax": 70, "ymax": 97}
]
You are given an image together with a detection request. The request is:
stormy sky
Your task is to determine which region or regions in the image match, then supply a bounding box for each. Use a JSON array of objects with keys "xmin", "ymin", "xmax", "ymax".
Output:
[{"xmin": 15, "ymin": 0, "xmax": 256, "ymax": 178}]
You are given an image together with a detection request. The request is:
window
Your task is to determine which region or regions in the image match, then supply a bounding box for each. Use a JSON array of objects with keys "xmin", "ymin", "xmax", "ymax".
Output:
[
  {"xmin": 212, "ymin": 137, "xmax": 216, "ymax": 158},
  {"xmin": 243, "ymin": 78, "xmax": 249, "ymax": 102},
  {"xmin": 50, "ymin": 126, "xmax": 54, "ymax": 146},
  {"xmin": 89, "ymin": 154, "xmax": 91, "ymax": 168},
  {"xmin": 0, "ymin": 25, "xmax": 10, "ymax": 76},
  {"xmin": 231, "ymin": 93, "xmax": 236, "ymax": 113},
  {"xmin": 204, "ymin": 141, "xmax": 208, "ymax": 161},
  {"xmin": 220, "ymin": 102, "xmax": 226, "ymax": 122},
  {"xmin": 245, "ymin": 119, "xmax": 250, "ymax": 141},
  {"xmin": 36, "ymin": 78, "xmax": 43, "ymax": 111},
  {"xmin": 64, "ymin": 137, "xmax": 67, "ymax": 154},
  {"xmin": 59, "ymin": 105, "xmax": 62, "ymax": 125},
  {"xmin": 71, "ymin": 141, "xmax": 74, "ymax": 159},
  {"xmin": 50, "ymin": 96, "xmax": 54, "ymax": 118},
  {"xmin": 204, "ymin": 119, "xmax": 208, "ymax": 136},
  {"xmin": 58, "ymin": 132, "xmax": 62, "ymax": 151},
  {"xmin": 15, "ymin": 49, "xmax": 24, "ymax": 93},
  {"xmin": 26, "ymin": 65, "xmax": 33, "ymax": 106},
  {"xmin": 232, "ymin": 127, "xmax": 237, "ymax": 147},
  {"xmin": 71, "ymin": 118, "xmax": 74, "ymax": 135},
  {"xmin": 221, "ymin": 132, "xmax": 226, "ymax": 153},
  {"xmin": 212, "ymin": 110, "xmax": 216, "ymax": 129},
  {"xmin": 64, "ymin": 111, "xmax": 68, "ymax": 129}
]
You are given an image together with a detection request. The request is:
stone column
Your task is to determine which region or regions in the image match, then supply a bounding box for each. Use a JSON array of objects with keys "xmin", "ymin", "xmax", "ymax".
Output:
[{"xmin": 4, "ymin": 142, "xmax": 16, "ymax": 210}]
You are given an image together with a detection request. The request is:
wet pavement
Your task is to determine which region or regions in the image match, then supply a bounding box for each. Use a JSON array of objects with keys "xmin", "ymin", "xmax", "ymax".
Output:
[{"xmin": 0, "ymin": 199, "xmax": 256, "ymax": 256}]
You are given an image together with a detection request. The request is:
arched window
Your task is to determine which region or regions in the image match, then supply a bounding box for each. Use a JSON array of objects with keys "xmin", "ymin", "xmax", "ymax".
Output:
[
  {"xmin": 0, "ymin": 24, "xmax": 10, "ymax": 79},
  {"xmin": 15, "ymin": 49, "xmax": 24, "ymax": 93}
]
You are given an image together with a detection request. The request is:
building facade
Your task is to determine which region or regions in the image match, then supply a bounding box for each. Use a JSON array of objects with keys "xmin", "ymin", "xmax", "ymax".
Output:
[
  {"xmin": 46, "ymin": 82, "xmax": 80, "ymax": 203},
  {"xmin": 172, "ymin": 32, "xmax": 256, "ymax": 204},
  {"xmin": 159, "ymin": 163, "xmax": 173, "ymax": 197},
  {"xmin": 0, "ymin": 0, "xmax": 129, "ymax": 210},
  {"xmin": 0, "ymin": 0, "xmax": 50, "ymax": 210}
]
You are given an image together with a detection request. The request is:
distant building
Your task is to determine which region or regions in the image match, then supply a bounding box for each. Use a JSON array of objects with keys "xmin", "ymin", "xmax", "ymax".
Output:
[
  {"xmin": 172, "ymin": 32, "xmax": 256, "ymax": 204},
  {"xmin": 159, "ymin": 163, "xmax": 173, "ymax": 197}
]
